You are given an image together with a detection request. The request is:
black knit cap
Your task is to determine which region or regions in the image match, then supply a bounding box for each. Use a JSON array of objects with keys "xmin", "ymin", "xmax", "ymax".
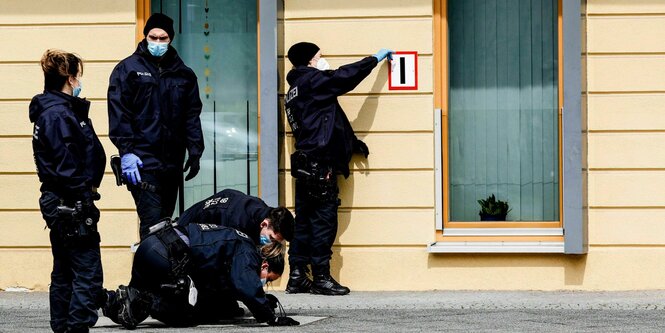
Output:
[
  {"xmin": 287, "ymin": 42, "xmax": 320, "ymax": 67},
  {"xmin": 143, "ymin": 13, "xmax": 175, "ymax": 40}
]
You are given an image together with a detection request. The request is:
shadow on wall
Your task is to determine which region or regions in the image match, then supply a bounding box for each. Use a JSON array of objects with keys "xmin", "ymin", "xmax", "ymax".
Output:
[
  {"xmin": 331, "ymin": 69, "xmax": 386, "ymax": 279},
  {"xmin": 426, "ymin": 254, "xmax": 588, "ymax": 287}
]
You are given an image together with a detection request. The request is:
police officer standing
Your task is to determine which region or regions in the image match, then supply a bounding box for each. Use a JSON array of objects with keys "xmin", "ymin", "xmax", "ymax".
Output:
[
  {"xmin": 31, "ymin": 49, "xmax": 106, "ymax": 333},
  {"xmin": 108, "ymin": 13, "xmax": 204, "ymax": 237},
  {"xmin": 284, "ymin": 43, "xmax": 393, "ymax": 295},
  {"xmin": 177, "ymin": 188, "xmax": 294, "ymax": 245}
]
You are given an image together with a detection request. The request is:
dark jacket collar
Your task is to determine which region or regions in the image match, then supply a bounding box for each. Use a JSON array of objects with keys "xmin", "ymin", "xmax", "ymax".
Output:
[
  {"xmin": 286, "ymin": 65, "xmax": 318, "ymax": 86},
  {"xmin": 29, "ymin": 90, "xmax": 90, "ymax": 122}
]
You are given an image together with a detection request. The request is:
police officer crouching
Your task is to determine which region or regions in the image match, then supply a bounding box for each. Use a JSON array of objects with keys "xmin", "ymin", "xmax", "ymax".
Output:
[
  {"xmin": 102, "ymin": 221, "xmax": 299, "ymax": 328},
  {"xmin": 30, "ymin": 49, "xmax": 106, "ymax": 333},
  {"xmin": 177, "ymin": 188, "xmax": 294, "ymax": 246},
  {"xmin": 284, "ymin": 42, "xmax": 393, "ymax": 295}
]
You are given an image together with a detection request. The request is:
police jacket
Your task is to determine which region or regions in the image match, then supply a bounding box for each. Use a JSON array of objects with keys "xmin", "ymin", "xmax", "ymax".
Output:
[
  {"xmin": 177, "ymin": 189, "xmax": 271, "ymax": 244},
  {"xmin": 284, "ymin": 56, "xmax": 378, "ymax": 177},
  {"xmin": 108, "ymin": 40, "xmax": 204, "ymax": 171},
  {"xmin": 30, "ymin": 90, "xmax": 106, "ymax": 201},
  {"xmin": 184, "ymin": 224, "xmax": 275, "ymax": 323}
]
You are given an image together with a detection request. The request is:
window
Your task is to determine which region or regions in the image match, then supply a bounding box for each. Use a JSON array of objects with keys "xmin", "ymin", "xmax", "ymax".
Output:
[{"xmin": 431, "ymin": 0, "xmax": 584, "ymax": 253}]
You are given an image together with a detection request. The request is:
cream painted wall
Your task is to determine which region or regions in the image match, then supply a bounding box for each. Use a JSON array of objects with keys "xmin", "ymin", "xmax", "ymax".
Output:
[
  {"xmin": 586, "ymin": 0, "xmax": 665, "ymax": 255},
  {"xmin": 0, "ymin": 0, "xmax": 138, "ymax": 290},
  {"xmin": 279, "ymin": 0, "xmax": 665, "ymax": 291},
  {"xmin": 2, "ymin": 0, "xmax": 664, "ymax": 292}
]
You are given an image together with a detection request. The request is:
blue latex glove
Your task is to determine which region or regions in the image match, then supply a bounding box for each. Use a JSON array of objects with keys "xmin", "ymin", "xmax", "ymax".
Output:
[
  {"xmin": 373, "ymin": 48, "xmax": 394, "ymax": 62},
  {"xmin": 121, "ymin": 153, "xmax": 143, "ymax": 185}
]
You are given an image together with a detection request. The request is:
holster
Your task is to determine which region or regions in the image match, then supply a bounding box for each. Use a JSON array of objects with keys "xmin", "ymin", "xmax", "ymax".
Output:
[
  {"xmin": 110, "ymin": 154, "xmax": 158, "ymax": 193},
  {"xmin": 148, "ymin": 219, "xmax": 191, "ymax": 295},
  {"xmin": 58, "ymin": 201, "xmax": 99, "ymax": 239},
  {"xmin": 290, "ymin": 150, "xmax": 317, "ymax": 180},
  {"xmin": 303, "ymin": 176, "xmax": 338, "ymax": 203},
  {"xmin": 291, "ymin": 151, "xmax": 338, "ymax": 202},
  {"xmin": 55, "ymin": 201, "xmax": 100, "ymax": 245},
  {"xmin": 110, "ymin": 155, "xmax": 124, "ymax": 186}
]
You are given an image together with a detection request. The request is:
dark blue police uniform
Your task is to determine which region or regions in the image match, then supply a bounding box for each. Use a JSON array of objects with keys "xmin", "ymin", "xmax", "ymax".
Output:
[
  {"xmin": 108, "ymin": 40, "xmax": 204, "ymax": 237},
  {"xmin": 128, "ymin": 224, "xmax": 275, "ymax": 325},
  {"xmin": 30, "ymin": 90, "xmax": 106, "ymax": 333},
  {"xmin": 284, "ymin": 56, "xmax": 377, "ymax": 282},
  {"xmin": 176, "ymin": 189, "xmax": 272, "ymax": 245}
]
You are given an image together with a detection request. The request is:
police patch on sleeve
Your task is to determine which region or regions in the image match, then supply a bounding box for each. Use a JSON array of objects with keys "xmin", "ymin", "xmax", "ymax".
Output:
[
  {"xmin": 197, "ymin": 223, "xmax": 223, "ymax": 231},
  {"xmin": 203, "ymin": 196, "xmax": 229, "ymax": 209}
]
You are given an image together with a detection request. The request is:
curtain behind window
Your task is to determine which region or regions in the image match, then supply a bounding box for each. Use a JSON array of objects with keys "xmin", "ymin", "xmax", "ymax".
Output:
[{"xmin": 448, "ymin": 0, "xmax": 559, "ymax": 221}]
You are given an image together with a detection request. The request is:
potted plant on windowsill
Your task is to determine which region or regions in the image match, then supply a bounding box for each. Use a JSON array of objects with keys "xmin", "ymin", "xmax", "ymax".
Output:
[{"xmin": 477, "ymin": 194, "xmax": 511, "ymax": 221}]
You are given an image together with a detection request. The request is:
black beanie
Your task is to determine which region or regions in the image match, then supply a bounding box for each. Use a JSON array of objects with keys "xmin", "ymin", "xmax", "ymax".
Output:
[
  {"xmin": 287, "ymin": 42, "xmax": 320, "ymax": 67},
  {"xmin": 143, "ymin": 13, "xmax": 175, "ymax": 40}
]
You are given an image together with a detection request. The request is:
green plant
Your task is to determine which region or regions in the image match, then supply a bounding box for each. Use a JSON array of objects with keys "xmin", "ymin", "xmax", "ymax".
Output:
[{"xmin": 477, "ymin": 194, "xmax": 511, "ymax": 218}]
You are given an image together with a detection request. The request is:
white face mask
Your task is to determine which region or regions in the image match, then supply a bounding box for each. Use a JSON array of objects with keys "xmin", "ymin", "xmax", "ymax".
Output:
[{"xmin": 316, "ymin": 57, "xmax": 330, "ymax": 71}]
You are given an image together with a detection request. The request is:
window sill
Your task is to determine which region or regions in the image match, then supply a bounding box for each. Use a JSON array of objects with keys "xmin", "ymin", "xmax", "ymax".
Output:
[
  {"xmin": 428, "ymin": 241, "xmax": 565, "ymax": 253},
  {"xmin": 429, "ymin": 228, "xmax": 565, "ymax": 253},
  {"xmin": 443, "ymin": 228, "xmax": 563, "ymax": 237}
]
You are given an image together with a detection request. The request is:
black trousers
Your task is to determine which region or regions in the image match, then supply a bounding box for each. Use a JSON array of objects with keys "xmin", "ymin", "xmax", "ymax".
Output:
[
  {"xmin": 288, "ymin": 178, "xmax": 340, "ymax": 274},
  {"xmin": 129, "ymin": 234, "xmax": 172, "ymax": 292},
  {"xmin": 49, "ymin": 230, "xmax": 103, "ymax": 333},
  {"xmin": 128, "ymin": 235, "xmax": 235, "ymax": 327},
  {"xmin": 130, "ymin": 170, "xmax": 180, "ymax": 238}
]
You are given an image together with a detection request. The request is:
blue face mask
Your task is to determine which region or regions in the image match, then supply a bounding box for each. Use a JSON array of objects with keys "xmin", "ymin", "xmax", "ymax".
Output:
[
  {"xmin": 147, "ymin": 41, "xmax": 169, "ymax": 57},
  {"xmin": 259, "ymin": 235, "xmax": 272, "ymax": 246},
  {"xmin": 72, "ymin": 79, "xmax": 82, "ymax": 97},
  {"xmin": 260, "ymin": 278, "xmax": 267, "ymax": 287}
]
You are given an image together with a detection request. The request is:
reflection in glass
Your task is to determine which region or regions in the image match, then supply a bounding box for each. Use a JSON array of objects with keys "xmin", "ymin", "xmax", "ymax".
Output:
[{"xmin": 152, "ymin": 0, "xmax": 258, "ymax": 212}]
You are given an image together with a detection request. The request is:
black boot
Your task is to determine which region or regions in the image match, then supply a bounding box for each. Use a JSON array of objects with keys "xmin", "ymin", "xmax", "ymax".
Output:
[
  {"xmin": 117, "ymin": 285, "xmax": 151, "ymax": 330},
  {"xmin": 311, "ymin": 274, "xmax": 350, "ymax": 296},
  {"xmin": 101, "ymin": 289, "xmax": 120, "ymax": 324},
  {"xmin": 285, "ymin": 266, "xmax": 312, "ymax": 294}
]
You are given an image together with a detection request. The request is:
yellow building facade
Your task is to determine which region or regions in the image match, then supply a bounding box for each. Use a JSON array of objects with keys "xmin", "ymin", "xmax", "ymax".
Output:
[{"xmin": 2, "ymin": 0, "xmax": 665, "ymax": 291}]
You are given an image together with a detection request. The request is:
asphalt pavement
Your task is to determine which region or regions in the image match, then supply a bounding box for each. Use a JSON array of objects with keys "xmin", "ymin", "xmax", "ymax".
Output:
[{"xmin": 2, "ymin": 290, "xmax": 665, "ymax": 332}]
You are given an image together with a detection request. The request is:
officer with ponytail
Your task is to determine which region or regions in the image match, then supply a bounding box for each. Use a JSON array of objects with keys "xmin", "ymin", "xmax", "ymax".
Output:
[{"xmin": 30, "ymin": 49, "xmax": 106, "ymax": 333}]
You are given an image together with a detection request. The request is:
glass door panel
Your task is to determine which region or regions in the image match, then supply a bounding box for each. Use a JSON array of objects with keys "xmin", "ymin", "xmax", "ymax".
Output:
[{"xmin": 152, "ymin": 0, "xmax": 258, "ymax": 211}]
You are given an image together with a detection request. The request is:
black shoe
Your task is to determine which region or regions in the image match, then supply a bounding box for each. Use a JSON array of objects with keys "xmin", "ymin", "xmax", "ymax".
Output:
[
  {"xmin": 311, "ymin": 274, "xmax": 350, "ymax": 296},
  {"xmin": 285, "ymin": 266, "xmax": 312, "ymax": 294}
]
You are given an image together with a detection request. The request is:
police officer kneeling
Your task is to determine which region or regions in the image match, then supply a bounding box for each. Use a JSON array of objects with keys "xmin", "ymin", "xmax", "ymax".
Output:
[{"xmin": 102, "ymin": 222, "xmax": 299, "ymax": 328}]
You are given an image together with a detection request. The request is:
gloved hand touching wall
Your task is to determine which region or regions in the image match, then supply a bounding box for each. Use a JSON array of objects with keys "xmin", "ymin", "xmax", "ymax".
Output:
[
  {"xmin": 373, "ymin": 48, "xmax": 394, "ymax": 62},
  {"xmin": 121, "ymin": 153, "xmax": 143, "ymax": 185}
]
